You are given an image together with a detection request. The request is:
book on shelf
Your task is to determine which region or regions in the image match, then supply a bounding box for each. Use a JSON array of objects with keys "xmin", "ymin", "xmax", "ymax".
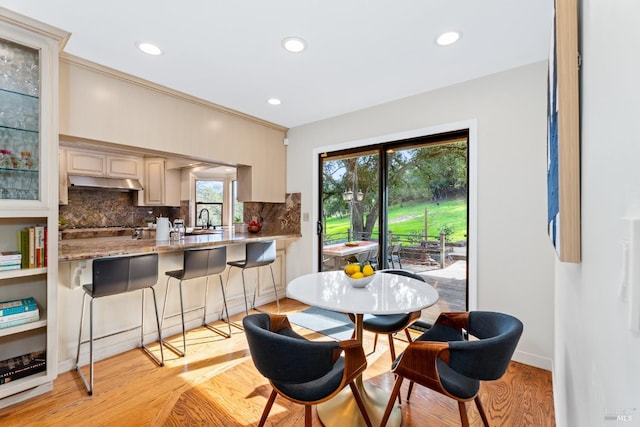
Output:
[
  {"xmin": 0, "ymin": 251, "xmax": 22, "ymax": 261},
  {"xmin": 0, "ymin": 350, "xmax": 46, "ymax": 385},
  {"xmin": 35, "ymin": 226, "xmax": 45, "ymax": 268},
  {"xmin": 0, "ymin": 251, "xmax": 21, "ymax": 270},
  {"xmin": 0, "ymin": 297, "xmax": 38, "ymax": 317},
  {"xmin": 0, "ymin": 308, "xmax": 39, "ymax": 322},
  {"xmin": 0, "ymin": 311, "xmax": 40, "ymax": 329},
  {"xmin": 14, "ymin": 225, "xmax": 48, "ymax": 270},
  {"xmin": 44, "ymin": 226, "xmax": 48, "ymax": 267},
  {"xmin": 18, "ymin": 229, "xmax": 29, "ymax": 269},
  {"xmin": 28, "ymin": 227, "xmax": 35, "ymax": 268}
]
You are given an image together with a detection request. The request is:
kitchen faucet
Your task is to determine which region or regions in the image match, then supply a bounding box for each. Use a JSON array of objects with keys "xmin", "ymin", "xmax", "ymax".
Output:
[{"xmin": 198, "ymin": 208, "xmax": 210, "ymax": 229}]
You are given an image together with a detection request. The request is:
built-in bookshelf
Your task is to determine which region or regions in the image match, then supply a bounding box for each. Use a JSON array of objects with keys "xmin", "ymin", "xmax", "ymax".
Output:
[{"xmin": 0, "ymin": 7, "xmax": 68, "ymax": 408}]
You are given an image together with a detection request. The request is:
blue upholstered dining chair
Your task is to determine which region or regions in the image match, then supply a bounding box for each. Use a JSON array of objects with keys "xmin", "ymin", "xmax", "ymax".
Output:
[
  {"xmin": 349, "ymin": 269, "xmax": 427, "ymax": 362},
  {"xmin": 243, "ymin": 313, "xmax": 372, "ymax": 427},
  {"xmin": 380, "ymin": 311, "xmax": 524, "ymax": 427}
]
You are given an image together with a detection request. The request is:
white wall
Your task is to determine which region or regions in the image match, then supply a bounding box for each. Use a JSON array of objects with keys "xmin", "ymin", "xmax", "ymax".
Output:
[
  {"xmin": 554, "ymin": 1, "xmax": 640, "ymax": 426},
  {"xmin": 286, "ymin": 61, "xmax": 555, "ymax": 369}
]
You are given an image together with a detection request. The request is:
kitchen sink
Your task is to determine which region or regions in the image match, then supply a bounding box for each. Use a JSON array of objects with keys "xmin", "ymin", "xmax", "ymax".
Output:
[{"xmin": 186, "ymin": 228, "xmax": 223, "ymax": 235}]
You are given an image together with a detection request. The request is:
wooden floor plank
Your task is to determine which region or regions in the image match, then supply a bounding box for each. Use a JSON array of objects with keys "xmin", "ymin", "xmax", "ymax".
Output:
[{"xmin": 0, "ymin": 299, "xmax": 555, "ymax": 426}]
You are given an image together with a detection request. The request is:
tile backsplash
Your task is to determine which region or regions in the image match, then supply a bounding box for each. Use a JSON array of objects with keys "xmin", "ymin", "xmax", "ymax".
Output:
[
  {"xmin": 59, "ymin": 190, "xmax": 175, "ymax": 228},
  {"xmin": 59, "ymin": 189, "xmax": 301, "ymax": 234},
  {"xmin": 243, "ymin": 192, "xmax": 301, "ymax": 234}
]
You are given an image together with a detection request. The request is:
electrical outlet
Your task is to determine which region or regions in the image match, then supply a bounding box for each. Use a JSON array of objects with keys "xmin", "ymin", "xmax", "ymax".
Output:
[{"xmin": 303, "ymin": 212, "xmax": 309, "ymax": 222}]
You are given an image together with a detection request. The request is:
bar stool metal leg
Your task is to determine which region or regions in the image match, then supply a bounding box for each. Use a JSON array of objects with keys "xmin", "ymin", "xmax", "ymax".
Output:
[
  {"xmin": 249, "ymin": 265, "xmax": 280, "ymax": 314},
  {"xmin": 76, "ymin": 295, "xmax": 95, "ymax": 395},
  {"xmin": 241, "ymin": 270, "xmax": 250, "ymax": 315},
  {"xmin": 221, "ymin": 270, "xmax": 245, "ymax": 331},
  {"xmin": 141, "ymin": 287, "xmax": 164, "ymax": 366},
  {"xmin": 75, "ymin": 293, "xmax": 87, "ymax": 384},
  {"xmin": 161, "ymin": 276, "xmax": 187, "ymax": 357},
  {"xmin": 202, "ymin": 274, "xmax": 232, "ymax": 338}
]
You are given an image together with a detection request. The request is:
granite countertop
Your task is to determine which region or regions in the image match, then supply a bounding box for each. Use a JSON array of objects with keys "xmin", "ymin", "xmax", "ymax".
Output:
[
  {"xmin": 60, "ymin": 227, "xmax": 139, "ymax": 240},
  {"xmin": 58, "ymin": 229, "xmax": 301, "ymax": 262}
]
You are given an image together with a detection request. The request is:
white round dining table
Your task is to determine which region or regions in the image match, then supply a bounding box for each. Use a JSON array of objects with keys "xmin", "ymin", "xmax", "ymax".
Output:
[{"xmin": 286, "ymin": 270, "xmax": 439, "ymax": 427}]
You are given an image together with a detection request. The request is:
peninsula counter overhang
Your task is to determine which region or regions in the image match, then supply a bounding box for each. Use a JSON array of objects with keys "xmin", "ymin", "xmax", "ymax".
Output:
[{"xmin": 58, "ymin": 231, "xmax": 301, "ymax": 262}]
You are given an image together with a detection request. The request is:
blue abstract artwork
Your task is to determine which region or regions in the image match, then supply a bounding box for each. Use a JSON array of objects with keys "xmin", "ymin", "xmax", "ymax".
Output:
[{"xmin": 547, "ymin": 12, "xmax": 560, "ymax": 255}]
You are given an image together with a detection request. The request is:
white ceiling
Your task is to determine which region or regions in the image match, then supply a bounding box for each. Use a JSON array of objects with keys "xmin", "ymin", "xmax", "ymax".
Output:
[{"xmin": 0, "ymin": 1, "xmax": 553, "ymax": 129}]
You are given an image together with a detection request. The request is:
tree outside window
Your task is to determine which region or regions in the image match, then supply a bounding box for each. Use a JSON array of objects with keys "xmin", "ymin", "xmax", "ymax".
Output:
[{"xmin": 195, "ymin": 180, "xmax": 223, "ymax": 227}]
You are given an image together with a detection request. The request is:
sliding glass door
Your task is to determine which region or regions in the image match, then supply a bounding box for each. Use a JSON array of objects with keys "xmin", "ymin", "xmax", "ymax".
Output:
[
  {"xmin": 319, "ymin": 149, "xmax": 379, "ymax": 271},
  {"xmin": 318, "ymin": 130, "xmax": 469, "ymax": 324}
]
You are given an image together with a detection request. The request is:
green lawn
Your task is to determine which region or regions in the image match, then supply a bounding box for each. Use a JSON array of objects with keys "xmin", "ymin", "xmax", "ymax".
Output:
[{"xmin": 325, "ymin": 198, "xmax": 467, "ymax": 243}]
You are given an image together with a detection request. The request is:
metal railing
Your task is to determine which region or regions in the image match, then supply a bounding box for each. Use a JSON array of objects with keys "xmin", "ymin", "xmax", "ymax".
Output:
[{"xmin": 323, "ymin": 229, "xmax": 463, "ymax": 269}]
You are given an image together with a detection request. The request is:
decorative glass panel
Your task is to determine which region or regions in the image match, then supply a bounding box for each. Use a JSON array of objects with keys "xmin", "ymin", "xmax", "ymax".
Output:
[{"xmin": 0, "ymin": 38, "xmax": 40, "ymax": 200}]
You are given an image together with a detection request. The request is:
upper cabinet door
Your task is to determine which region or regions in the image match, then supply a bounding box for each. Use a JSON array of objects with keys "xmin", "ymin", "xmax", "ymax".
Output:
[
  {"xmin": 0, "ymin": 11, "xmax": 68, "ymax": 210},
  {"xmin": 66, "ymin": 149, "xmax": 106, "ymax": 176},
  {"xmin": 144, "ymin": 158, "xmax": 166, "ymax": 205},
  {"xmin": 0, "ymin": 37, "xmax": 42, "ymax": 202}
]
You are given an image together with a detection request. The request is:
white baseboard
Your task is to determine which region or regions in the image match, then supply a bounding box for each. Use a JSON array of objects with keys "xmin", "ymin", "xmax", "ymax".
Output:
[{"xmin": 513, "ymin": 349, "xmax": 553, "ymax": 371}]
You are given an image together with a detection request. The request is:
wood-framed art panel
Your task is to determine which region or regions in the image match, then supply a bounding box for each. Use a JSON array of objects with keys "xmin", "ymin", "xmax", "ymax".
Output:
[{"xmin": 547, "ymin": 0, "xmax": 581, "ymax": 263}]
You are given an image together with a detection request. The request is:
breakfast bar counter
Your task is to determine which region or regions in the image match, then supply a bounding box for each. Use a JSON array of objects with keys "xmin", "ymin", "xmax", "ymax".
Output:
[
  {"xmin": 56, "ymin": 229, "xmax": 299, "ymax": 376},
  {"xmin": 58, "ymin": 230, "xmax": 301, "ymax": 262}
]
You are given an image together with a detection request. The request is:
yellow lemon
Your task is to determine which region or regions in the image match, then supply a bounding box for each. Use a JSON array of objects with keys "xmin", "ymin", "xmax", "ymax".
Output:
[
  {"xmin": 362, "ymin": 265, "xmax": 374, "ymax": 277},
  {"xmin": 351, "ymin": 272, "xmax": 364, "ymax": 279},
  {"xmin": 344, "ymin": 263, "xmax": 360, "ymax": 276}
]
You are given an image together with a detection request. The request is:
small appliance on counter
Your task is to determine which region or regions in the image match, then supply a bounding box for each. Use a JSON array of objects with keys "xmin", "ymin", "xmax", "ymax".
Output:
[{"xmin": 156, "ymin": 217, "xmax": 171, "ymax": 242}]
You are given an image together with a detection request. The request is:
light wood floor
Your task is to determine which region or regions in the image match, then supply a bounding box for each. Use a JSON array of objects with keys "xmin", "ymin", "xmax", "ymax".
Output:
[{"xmin": 0, "ymin": 299, "xmax": 555, "ymax": 426}]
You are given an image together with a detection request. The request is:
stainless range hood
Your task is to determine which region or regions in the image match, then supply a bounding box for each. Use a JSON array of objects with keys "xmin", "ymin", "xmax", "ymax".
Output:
[{"xmin": 68, "ymin": 174, "xmax": 144, "ymax": 191}]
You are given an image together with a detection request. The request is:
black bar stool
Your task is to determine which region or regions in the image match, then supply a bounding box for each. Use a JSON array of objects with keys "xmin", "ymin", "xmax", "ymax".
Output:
[
  {"xmin": 226, "ymin": 240, "xmax": 279, "ymax": 316},
  {"xmin": 75, "ymin": 253, "xmax": 163, "ymax": 395},
  {"xmin": 161, "ymin": 246, "xmax": 230, "ymax": 357}
]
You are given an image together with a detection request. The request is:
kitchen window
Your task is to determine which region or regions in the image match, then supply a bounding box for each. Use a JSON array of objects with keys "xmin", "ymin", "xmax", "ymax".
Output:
[
  {"xmin": 232, "ymin": 180, "xmax": 243, "ymax": 223},
  {"xmin": 195, "ymin": 180, "xmax": 223, "ymax": 227}
]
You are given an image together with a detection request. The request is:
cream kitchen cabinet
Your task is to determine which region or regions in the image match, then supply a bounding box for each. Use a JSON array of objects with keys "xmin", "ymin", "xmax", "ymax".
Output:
[
  {"xmin": 236, "ymin": 126, "xmax": 286, "ymax": 203},
  {"xmin": 59, "ymin": 146, "xmax": 143, "ymax": 205},
  {"xmin": 0, "ymin": 6, "xmax": 68, "ymax": 408},
  {"xmin": 142, "ymin": 158, "xmax": 180, "ymax": 207},
  {"xmin": 65, "ymin": 148, "xmax": 105, "ymax": 176},
  {"xmin": 106, "ymin": 155, "xmax": 142, "ymax": 178},
  {"xmin": 59, "ymin": 56, "xmax": 287, "ymax": 204},
  {"xmin": 59, "ymin": 147, "xmax": 67, "ymax": 205},
  {"xmin": 65, "ymin": 148, "xmax": 142, "ymax": 179}
]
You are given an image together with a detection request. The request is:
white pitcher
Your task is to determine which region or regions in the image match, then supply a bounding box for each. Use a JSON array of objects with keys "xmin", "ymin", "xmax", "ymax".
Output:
[{"xmin": 156, "ymin": 217, "xmax": 171, "ymax": 242}]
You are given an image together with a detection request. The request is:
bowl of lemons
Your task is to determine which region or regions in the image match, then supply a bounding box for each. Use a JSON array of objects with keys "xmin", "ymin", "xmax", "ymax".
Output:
[{"xmin": 344, "ymin": 263, "xmax": 376, "ymax": 288}]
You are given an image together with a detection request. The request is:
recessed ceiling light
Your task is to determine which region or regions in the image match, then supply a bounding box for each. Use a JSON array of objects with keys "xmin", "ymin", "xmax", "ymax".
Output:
[
  {"xmin": 135, "ymin": 41, "xmax": 163, "ymax": 56},
  {"xmin": 267, "ymin": 98, "xmax": 282, "ymax": 105},
  {"xmin": 282, "ymin": 37, "xmax": 307, "ymax": 53},
  {"xmin": 436, "ymin": 31, "xmax": 461, "ymax": 46}
]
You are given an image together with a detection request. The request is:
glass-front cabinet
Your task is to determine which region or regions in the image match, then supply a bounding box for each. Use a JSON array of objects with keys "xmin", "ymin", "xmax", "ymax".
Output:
[
  {"xmin": 0, "ymin": 7, "xmax": 68, "ymax": 408},
  {"xmin": 0, "ymin": 37, "xmax": 40, "ymax": 200}
]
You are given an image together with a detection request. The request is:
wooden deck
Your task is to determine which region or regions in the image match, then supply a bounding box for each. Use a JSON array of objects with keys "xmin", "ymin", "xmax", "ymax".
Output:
[{"xmin": 402, "ymin": 260, "xmax": 467, "ymax": 326}]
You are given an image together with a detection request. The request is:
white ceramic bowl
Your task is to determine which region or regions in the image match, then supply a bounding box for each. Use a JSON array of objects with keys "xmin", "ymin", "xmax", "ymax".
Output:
[{"xmin": 346, "ymin": 272, "xmax": 375, "ymax": 288}]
